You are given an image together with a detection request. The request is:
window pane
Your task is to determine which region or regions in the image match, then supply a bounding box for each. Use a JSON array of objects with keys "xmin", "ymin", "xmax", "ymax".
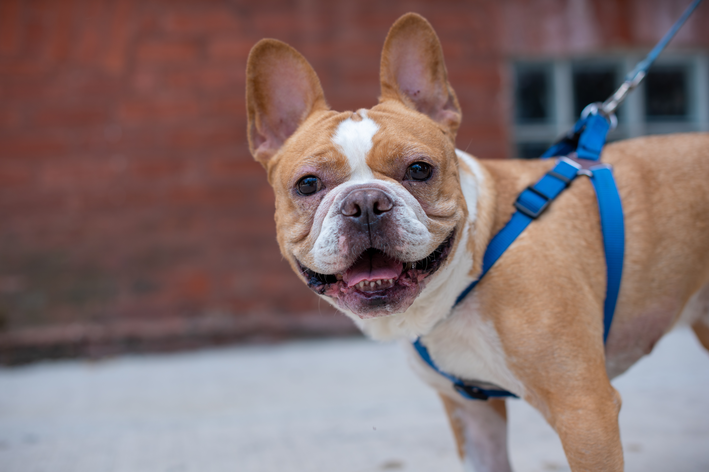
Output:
[
  {"xmin": 516, "ymin": 142, "xmax": 551, "ymax": 159},
  {"xmin": 515, "ymin": 67, "xmax": 551, "ymax": 124},
  {"xmin": 573, "ymin": 66, "xmax": 618, "ymax": 119},
  {"xmin": 645, "ymin": 66, "xmax": 688, "ymax": 121}
]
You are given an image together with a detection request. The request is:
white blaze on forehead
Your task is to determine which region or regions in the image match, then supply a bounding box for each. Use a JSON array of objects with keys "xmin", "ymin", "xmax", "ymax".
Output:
[{"xmin": 332, "ymin": 112, "xmax": 378, "ymax": 181}]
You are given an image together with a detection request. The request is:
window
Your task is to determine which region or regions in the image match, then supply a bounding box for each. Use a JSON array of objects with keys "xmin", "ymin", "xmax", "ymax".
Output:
[
  {"xmin": 512, "ymin": 55, "xmax": 709, "ymax": 158},
  {"xmin": 515, "ymin": 65, "xmax": 552, "ymax": 124},
  {"xmin": 645, "ymin": 65, "xmax": 689, "ymax": 121}
]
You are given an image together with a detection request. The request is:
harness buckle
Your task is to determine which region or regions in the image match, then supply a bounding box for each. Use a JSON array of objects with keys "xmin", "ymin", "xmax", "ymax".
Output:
[
  {"xmin": 514, "ymin": 186, "xmax": 551, "ymax": 219},
  {"xmin": 454, "ymin": 383, "xmax": 490, "ymax": 400}
]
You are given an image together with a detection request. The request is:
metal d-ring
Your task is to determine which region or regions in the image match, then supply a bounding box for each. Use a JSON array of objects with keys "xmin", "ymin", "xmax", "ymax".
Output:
[{"xmin": 581, "ymin": 102, "xmax": 618, "ymax": 131}]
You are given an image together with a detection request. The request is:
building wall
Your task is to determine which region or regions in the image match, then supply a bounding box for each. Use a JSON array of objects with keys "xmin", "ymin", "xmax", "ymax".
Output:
[{"xmin": 1, "ymin": 0, "xmax": 707, "ymax": 362}]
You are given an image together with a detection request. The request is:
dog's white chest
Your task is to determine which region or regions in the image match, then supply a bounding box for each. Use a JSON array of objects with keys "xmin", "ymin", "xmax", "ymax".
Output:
[{"xmin": 407, "ymin": 301, "xmax": 526, "ymax": 398}]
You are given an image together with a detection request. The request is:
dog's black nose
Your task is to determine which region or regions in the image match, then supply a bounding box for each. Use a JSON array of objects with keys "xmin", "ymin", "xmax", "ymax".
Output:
[{"xmin": 340, "ymin": 188, "xmax": 393, "ymax": 226}]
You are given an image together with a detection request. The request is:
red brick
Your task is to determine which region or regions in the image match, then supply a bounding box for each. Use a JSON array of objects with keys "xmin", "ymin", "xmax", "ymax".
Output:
[
  {"xmin": 163, "ymin": 66, "xmax": 241, "ymax": 93},
  {"xmin": 165, "ymin": 124, "xmax": 237, "ymax": 150},
  {"xmin": 72, "ymin": 1, "xmax": 107, "ymax": 64},
  {"xmin": 118, "ymin": 98, "xmax": 202, "ymax": 124},
  {"xmin": 136, "ymin": 39, "xmax": 201, "ymax": 64},
  {"xmin": 45, "ymin": 0, "xmax": 74, "ymax": 63},
  {"xmin": 0, "ymin": 108, "xmax": 23, "ymax": 128},
  {"xmin": 206, "ymin": 155, "xmax": 263, "ymax": 180},
  {"xmin": 0, "ymin": 61, "xmax": 49, "ymax": 78},
  {"xmin": 129, "ymin": 69, "xmax": 161, "ymax": 93},
  {"xmin": 0, "ymin": 163, "xmax": 33, "ymax": 187},
  {"xmin": 205, "ymin": 97, "xmax": 245, "ymax": 118},
  {"xmin": 129, "ymin": 158, "xmax": 187, "ymax": 180},
  {"xmin": 163, "ymin": 10, "xmax": 241, "ymax": 34},
  {"xmin": 33, "ymin": 106, "xmax": 109, "ymax": 127},
  {"xmin": 0, "ymin": 0, "xmax": 22, "ymax": 56},
  {"xmin": 207, "ymin": 37, "xmax": 252, "ymax": 61},
  {"xmin": 101, "ymin": 0, "xmax": 134, "ymax": 74},
  {"xmin": 0, "ymin": 135, "xmax": 71, "ymax": 159},
  {"xmin": 80, "ymin": 188, "xmax": 164, "ymax": 212},
  {"xmin": 21, "ymin": 9, "xmax": 49, "ymax": 59},
  {"xmin": 175, "ymin": 271, "xmax": 211, "ymax": 300},
  {"xmin": 165, "ymin": 184, "xmax": 249, "ymax": 207},
  {"xmin": 36, "ymin": 158, "xmax": 120, "ymax": 190},
  {"xmin": 253, "ymin": 12, "xmax": 309, "ymax": 35}
]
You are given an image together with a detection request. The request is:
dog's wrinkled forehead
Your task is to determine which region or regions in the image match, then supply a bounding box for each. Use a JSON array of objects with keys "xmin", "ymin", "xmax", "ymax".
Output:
[{"xmin": 270, "ymin": 102, "xmax": 453, "ymax": 191}]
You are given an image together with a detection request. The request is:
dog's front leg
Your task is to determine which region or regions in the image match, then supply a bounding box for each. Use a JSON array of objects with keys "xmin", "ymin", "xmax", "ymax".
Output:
[
  {"xmin": 439, "ymin": 393, "xmax": 512, "ymax": 472},
  {"xmin": 540, "ymin": 381, "xmax": 624, "ymax": 472}
]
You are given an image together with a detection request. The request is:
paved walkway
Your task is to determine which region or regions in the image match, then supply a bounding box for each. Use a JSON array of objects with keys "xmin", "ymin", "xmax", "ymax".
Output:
[{"xmin": 1, "ymin": 327, "xmax": 708, "ymax": 472}]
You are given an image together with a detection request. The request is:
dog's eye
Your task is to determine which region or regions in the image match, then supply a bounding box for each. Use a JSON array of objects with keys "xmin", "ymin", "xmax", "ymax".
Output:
[
  {"xmin": 296, "ymin": 175, "xmax": 322, "ymax": 196},
  {"xmin": 406, "ymin": 162, "xmax": 433, "ymax": 181}
]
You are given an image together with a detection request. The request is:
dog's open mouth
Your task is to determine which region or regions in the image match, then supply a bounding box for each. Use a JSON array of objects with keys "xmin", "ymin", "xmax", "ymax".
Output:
[{"xmin": 298, "ymin": 233, "xmax": 455, "ymax": 318}]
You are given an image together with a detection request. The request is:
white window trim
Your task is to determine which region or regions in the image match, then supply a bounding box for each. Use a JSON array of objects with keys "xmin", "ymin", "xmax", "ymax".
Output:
[{"xmin": 512, "ymin": 53, "xmax": 709, "ymax": 158}]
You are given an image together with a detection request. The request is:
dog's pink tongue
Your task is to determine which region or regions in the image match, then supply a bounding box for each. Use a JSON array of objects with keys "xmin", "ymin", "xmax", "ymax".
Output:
[{"xmin": 344, "ymin": 251, "xmax": 403, "ymax": 287}]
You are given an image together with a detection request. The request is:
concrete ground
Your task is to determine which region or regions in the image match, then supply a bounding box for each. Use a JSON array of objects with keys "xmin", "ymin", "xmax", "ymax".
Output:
[{"xmin": 1, "ymin": 327, "xmax": 708, "ymax": 472}]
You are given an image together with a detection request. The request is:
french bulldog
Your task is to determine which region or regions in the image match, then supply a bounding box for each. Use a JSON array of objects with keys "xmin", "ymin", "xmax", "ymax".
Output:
[{"xmin": 245, "ymin": 12, "xmax": 709, "ymax": 472}]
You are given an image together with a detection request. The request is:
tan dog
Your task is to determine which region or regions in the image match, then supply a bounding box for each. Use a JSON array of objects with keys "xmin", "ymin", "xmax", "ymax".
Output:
[{"xmin": 245, "ymin": 12, "xmax": 709, "ymax": 472}]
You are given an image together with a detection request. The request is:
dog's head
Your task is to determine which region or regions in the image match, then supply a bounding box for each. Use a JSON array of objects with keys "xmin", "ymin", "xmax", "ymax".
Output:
[{"xmin": 246, "ymin": 13, "xmax": 471, "ymax": 322}]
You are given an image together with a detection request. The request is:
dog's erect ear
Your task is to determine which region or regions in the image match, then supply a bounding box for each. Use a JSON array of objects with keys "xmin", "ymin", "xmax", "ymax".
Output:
[
  {"xmin": 246, "ymin": 39, "xmax": 328, "ymax": 165},
  {"xmin": 380, "ymin": 13, "xmax": 461, "ymax": 139}
]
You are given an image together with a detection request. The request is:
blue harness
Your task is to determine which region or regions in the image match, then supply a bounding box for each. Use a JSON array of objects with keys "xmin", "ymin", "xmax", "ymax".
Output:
[
  {"xmin": 412, "ymin": 0, "xmax": 704, "ymax": 401},
  {"xmin": 413, "ymin": 112, "xmax": 624, "ymax": 400}
]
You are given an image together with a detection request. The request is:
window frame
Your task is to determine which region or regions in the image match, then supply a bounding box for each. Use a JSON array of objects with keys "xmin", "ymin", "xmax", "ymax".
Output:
[{"xmin": 511, "ymin": 53, "xmax": 709, "ymax": 159}]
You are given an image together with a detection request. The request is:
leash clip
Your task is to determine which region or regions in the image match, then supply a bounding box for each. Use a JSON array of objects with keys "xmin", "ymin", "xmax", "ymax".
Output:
[{"xmin": 581, "ymin": 102, "xmax": 618, "ymax": 131}]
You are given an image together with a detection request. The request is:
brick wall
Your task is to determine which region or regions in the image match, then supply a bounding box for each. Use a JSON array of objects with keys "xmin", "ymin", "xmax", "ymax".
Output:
[{"xmin": 1, "ymin": 0, "xmax": 707, "ymax": 362}]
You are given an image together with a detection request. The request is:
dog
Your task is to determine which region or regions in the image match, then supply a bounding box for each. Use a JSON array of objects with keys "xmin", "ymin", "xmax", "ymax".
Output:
[{"xmin": 245, "ymin": 12, "xmax": 709, "ymax": 472}]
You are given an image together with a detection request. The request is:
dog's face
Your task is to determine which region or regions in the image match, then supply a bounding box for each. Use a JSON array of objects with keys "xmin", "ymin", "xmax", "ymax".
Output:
[{"xmin": 246, "ymin": 14, "xmax": 469, "ymax": 320}]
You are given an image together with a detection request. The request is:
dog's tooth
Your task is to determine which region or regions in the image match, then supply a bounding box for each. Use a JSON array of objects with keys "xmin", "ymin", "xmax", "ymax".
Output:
[
  {"xmin": 369, "ymin": 281, "xmax": 375, "ymax": 288},
  {"xmin": 376, "ymin": 280, "xmax": 381, "ymax": 285}
]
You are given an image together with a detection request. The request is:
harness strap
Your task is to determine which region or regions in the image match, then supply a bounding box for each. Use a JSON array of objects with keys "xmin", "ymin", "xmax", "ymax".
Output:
[
  {"xmin": 454, "ymin": 158, "xmax": 581, "ymax": 307},
  {"xmin": 412, "ymin": 338, "xmax": 518, "ymax": 400},
  {"xmin": 590, "ymin": 166, "xmax": 625, "ymax": 343},
  {"xmin": 540, "ymin": 118, "xmax": 584, "ymax": 159},
  {"xmin": 576, "ymin": 114, "xmax": 610, "ymax": 160}
]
